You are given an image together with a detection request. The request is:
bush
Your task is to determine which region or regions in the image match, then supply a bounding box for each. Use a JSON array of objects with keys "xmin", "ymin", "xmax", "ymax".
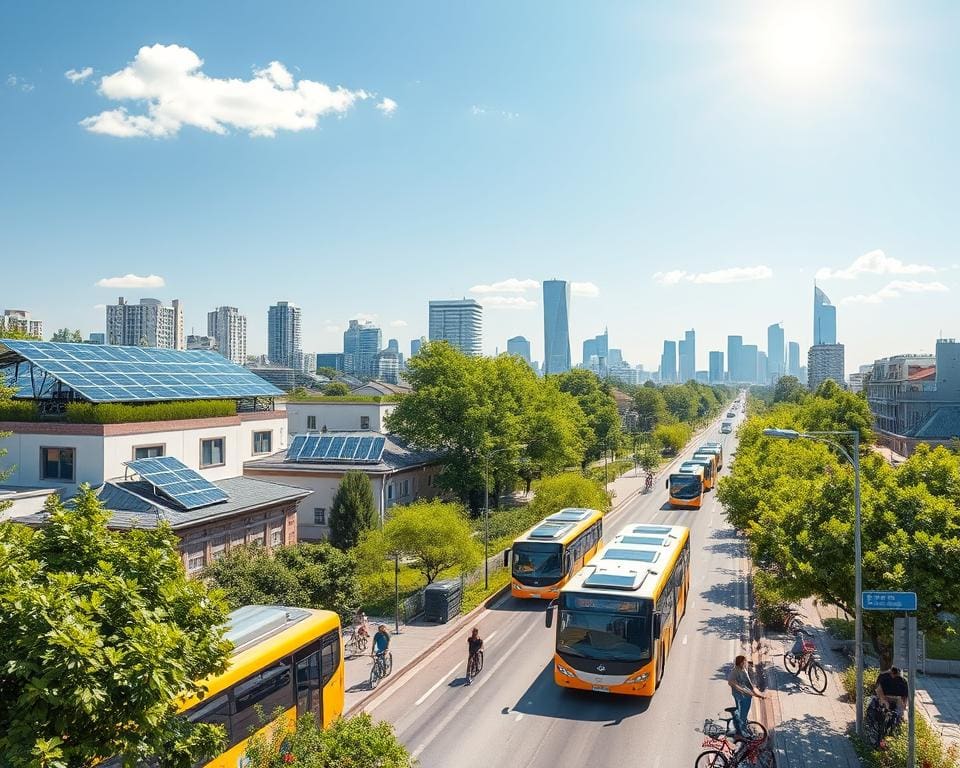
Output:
[
  {"xmin": 653, "ymin": 422, "xmax": 692, "ymax": 455},
  {"xmin": 0, "ymin": 400, "xmax": 39, "ymax": 421},
  {"xmin": 65, "ymin": 399, "xmax": 236, "ymax": 423},
  {"xmin": 824, "ymin": 617, "xmax": 855, "ymax": 641},
  {"xmin": 841, "ymin": 665, "xmax": 879, "ymax": 702},
  {"xmin": 853, "ymin": 698, "xmax": 960, "ymax": 768},
  {"xmin": 583, "ymin": 459, "xmax": 633, "ymax": 485},
  {"xmin": 528, "ymin": 474, "xmax": 611, "ymax": 518}
]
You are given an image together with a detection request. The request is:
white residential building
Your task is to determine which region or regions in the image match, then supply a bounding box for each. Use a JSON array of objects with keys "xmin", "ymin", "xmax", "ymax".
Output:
[
  {"xmin": 428, "ymin": 299, "xmax": 482, "ymax": 356},
  {"xmin": 208, "ymin": 306, "xmax": 248, "ymax": 365},
  {"xmin": 2, "ymin": 309, "xmax": 43, "ymax": 339},
  {"xmin": 106, "ymin": 297, "xmax": 185, "ymax": 349}
]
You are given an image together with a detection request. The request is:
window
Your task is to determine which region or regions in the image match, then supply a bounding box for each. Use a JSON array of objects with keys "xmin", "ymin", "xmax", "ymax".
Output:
[
  {"xmin": 248, "ymin": 527, "xmax": 265, "ymax": 547},
  {"xmin": 270, "ymin": 523, "xmax": 283, "ymax": 547},
  {"xmin": 231, "ymin": 659, "xmax": 293, "ymax": 741},
  {"xmin": 320, "ymin": 630, "xmax": 341, "ymax": 686},
  {"xmin": 185, "ymin": 693, "xmax": 231, "ymax": 743},
  {"xmin": 387, "ymin": 484, "xmax": 394, "ymax": 500},
  {"xmin": 253, "ymin": 431, "xmax": 272, "ymax": 454},
  {"xmin": 230, "ymin": 530, "xmax": 246, "ymax": 550},
  {"xmin": 201, "ymin": 437, "xmax": 225, "ymax": 468},
  {"xmin": 133, "ymin": 444, "xmax": 164, "ymax": 460},
  {"xmin": 401, "ymin": 479, "xmax": 409, "ymax": 498},
  {"xmin": 40, "ymin": 447, "xmax": 75, "ymax": 481},
  {"xmin": 360, "ymin": 416, "xmax": 370, "ymax": 430},
  {"xmin": 313, "ymin": 508, "xmax": 326, "ymax": 525},
  {"xmin": 210, "ymin": 536, "xmax": 226, "ymax": 561},
  {"xmin": 307, "ymin": 415, "xmax": 317, "ymax": 430},
  {"xmin": 187, "ymin": 546, "xmax": 206, "ymax": 574}
]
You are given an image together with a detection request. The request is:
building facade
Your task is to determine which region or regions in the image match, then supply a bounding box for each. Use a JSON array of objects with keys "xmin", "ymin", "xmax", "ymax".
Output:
[
  {"xmin": 316, "ymin": 353, "xmax": 344, "ymax": 372},
  {"xmin": 267, "ymin": 301, "xmax": 303, "ymax": 370},
  {"xmin": 507, "ymin": 335, "xmax": 532, "ymax": 364},
  {"xmin": 285, "ymin": 400, "xmax": 396, "ymax": 434},
  {"xmin": 428, "ymin": 299, "xmax": 483, "ymax": 357},
  {"xmin": 186, "ymin": 335, "xmax": 217, "ymax": 351},
  {"xmin": 660, "ymin": 340, "xmax": 677, "ymax": 383},
  {"xmin": 2, "ymin": 309, "xmax": 43, "ymax": 339},
  {"xmin": 788, "ymin": 341, "xmax": 801, "ymax": 378},
  {"xmin": 741, "ymin": 344, "xmax": 759, "ymax": 384},
  {"xmin": 727, "ymin": 335, "xmax": 743, "ymax": 382},
  {"xmin": 678, "ymin": 329, "xmax": 696, "ymax": 383},
  {"xmin": 814, "ymin": 286, "xmax": 837, "ymax": 345},
  {"xmin": 807, "ymin": 344, "xmax": 845, "ymax": 391},
  {"xmin": 709, "ymin": 351, "xmax": 724, "ymax": 383},
  {"xmin": 582, "ymin": 330, "xmax": 609, "ymax": 372},
  {"xmin": 343, "ymin": 319, "xmax": 382, "ymax": 377},
  {"xmin": 208, "ymin": 306, "xmax": 247, "ymax": 365},
  {"xmin": 106, "ymin": 297, "xmax": 184, "ymax": 349},
  {"xmin": 767, "ymin": 323, "xmax": 785, "ymax": 382},
  {"xmin": 542, "ymin": 280, "xmax": 571, "ymax": 375}
]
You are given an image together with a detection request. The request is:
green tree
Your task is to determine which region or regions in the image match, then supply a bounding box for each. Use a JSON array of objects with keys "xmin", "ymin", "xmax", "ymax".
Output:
[
  {"xmin": 638, "ymin": 445, "xmax": 660, "ymax": 473},
  {"xmin": 316, "ymin": 366, "xmax": 340, "ymax": 379},
  {"xmin": 328, "ymin": 470, "xmax": 377, "ymax": 550},
  {"xmin": 0, "ymin": 488, "xmax": 231, "ymax": 767},
  {"xmin": 661, "ymin": 385, "xmax": 698, "ymax": 423},
  {"xmin": 0, "ymin": 326, "xmax": 40, "ymax": 340},
  {"xmin": 632, "ymin": 386, "xmax": 669, "ymax": 431},
  {"xmin": 323, "ymin": 381, "xmax": 350, "ymax": 396},
  {"xmin": 50, "ymin": 328, "xmax": 83, "ymax": 343},
  {"xmin": 203, "ymin": 542, "xmax": 360, "ymax": 620},
  {"xmin": 357, "ymin": 500, "xmax": 481, "ymax": 585},
  {"xmin": 652, "ymin": 422, "xmax": 692, "ymax": 455},
  {"xmin": 555, "ymin": 369, "xmax": 622, "ymax": 465},
  {"xmin": 520, "ymin": 380, "xmax": 587, "ymax": 489},
  {"xmin": 0, "ymin": 376, "xmax": 16, "ymax": 515},
  {"xmin": 527, "ymin": 473, "xmax": 610, "ymax": 518},
  {"xmin": 772, "ymin": 375, "xmax": 807, "ymax": 404}
]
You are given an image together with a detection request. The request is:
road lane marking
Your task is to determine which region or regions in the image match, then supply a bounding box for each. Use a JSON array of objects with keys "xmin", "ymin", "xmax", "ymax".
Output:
[
  {"xmin": 414, "ymin": 662, "xmax": 461, "ymax": 706},
  {"xmin": 515, "ymin": 713, "xmax": 524, "ymax": 722},
  {"xmin": 683, "ymin": 634, "xmax": 688, "ymax": 645}
]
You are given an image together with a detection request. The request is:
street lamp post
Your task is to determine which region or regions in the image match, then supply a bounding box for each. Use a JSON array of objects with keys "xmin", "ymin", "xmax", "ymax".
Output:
[
  {"xmin": 482, "ymin": 444, "xmax": 525, "ymax": 590},
  {"xmin": 763, "ymin": 427, "xmax": 864, "ymax": 737}
]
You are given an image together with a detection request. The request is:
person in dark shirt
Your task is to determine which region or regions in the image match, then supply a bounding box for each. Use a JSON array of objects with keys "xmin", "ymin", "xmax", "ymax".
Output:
[
  {"xmin": 876, "ymin": 666, "xmax": 909, "ymax": 720},
  {"xmin": 466, "ymin": 627, "xmax": 484, "ymax": 684}
]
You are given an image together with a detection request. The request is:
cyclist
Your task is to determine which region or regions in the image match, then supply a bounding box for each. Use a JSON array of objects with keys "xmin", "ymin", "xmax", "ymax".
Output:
[
  {"xmin": 354, "ymin": 610, "xmax": 370, "ymax": 642},
  {"xmin": 727, "ymin": 655, "xmax": 765, "ymax": 738},
  {"xmin": 466, "ymin": 627, "xmax": 484, "ymax": 684},
  {"xmin": 874, "ymin": 666, "xmax": 908, "ymax": 727},
  {"xmin": 371, "ymin": 623, "xmax": 391, "ymax": 662},
  {"xmin": 644, "ymin": 472, "xmax": 654, "ymax": 492}
]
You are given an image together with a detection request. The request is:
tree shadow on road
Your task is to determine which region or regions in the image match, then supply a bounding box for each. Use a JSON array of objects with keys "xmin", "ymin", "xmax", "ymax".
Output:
[
  {"xmin": 699, "ymin": 612, "xmax": 747, "ymax": 643},
  {"xmin": 700, "ymin": 580, "xmax": 745, "ymax": 610}
]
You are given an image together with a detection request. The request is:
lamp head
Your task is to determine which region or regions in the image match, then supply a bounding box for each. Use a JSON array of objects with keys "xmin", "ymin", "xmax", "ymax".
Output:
[{"xmin": 763, "ymin": 428, "xmax": 801, "ymax": 440}]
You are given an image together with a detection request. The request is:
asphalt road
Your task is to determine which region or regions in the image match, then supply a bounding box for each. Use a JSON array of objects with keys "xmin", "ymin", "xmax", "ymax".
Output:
[{"xmin": 368, "ymin": 415, "xmax": 751, "ymax": 768}]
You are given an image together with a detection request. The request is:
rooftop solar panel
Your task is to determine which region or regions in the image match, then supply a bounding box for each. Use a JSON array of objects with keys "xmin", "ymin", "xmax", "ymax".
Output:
[
  {"xmin": 602, "ymin": 548, "xmax": 659, "ymax": 563},
  {"xmin": 125, "ymin": 456, "xmax": 229, "ymax": 510},
  {"xmin": 618, "ymin": 536, "xmax": 665, "ymax": 546},
  {"xmin": 284, "ymin": 433, "xmax": 387, "ymax": 464},
  {"xmin": 631, "ymin": 525, "xmax": 672, "ymax": 534},
  {"xmin": 529, "ymin": 521, "xmax": 574, "ymax": 539},
  {"xmin": 583, "ymin": 568, "xmax": 646, "ymax": 590},
  {"xmin": 549, "ymin": 508, "xmax": 593, "ymax": 522},
  {"xmin": 0, "ymin": 340, "xmax": 283, "ymax": 403}
]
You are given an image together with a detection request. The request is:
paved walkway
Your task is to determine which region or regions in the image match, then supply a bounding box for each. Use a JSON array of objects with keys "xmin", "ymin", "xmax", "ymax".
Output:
[
  {"xmin": 917, "ymin": 674, "xmax": 960, "ymax": 752},
  {"xmin": 759, "ymin": 597, "xmax": 862, "ymax": 768}
]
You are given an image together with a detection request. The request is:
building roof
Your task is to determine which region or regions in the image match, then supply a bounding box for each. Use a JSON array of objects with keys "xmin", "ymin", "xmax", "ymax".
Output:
[
  {"xmin": 245, "ymin": 432, "xmax": 441, "ymax": 474},
  {"xmin": 350, "ymin": 380, "xmax": 412, "ymax": 396},
  {"xmin": 907, "ymin": 366, "xmax": 937, "ymax": 382},
  {"xmin": 0, "ymin": 339, "xmax": 282, "ymax": 403},
  {"xmin": 13, "ymin": 475, "xmax": 311, "ymax": 531},
  {"xmin": 912, "ymin": 406, "xmax": 960, "ymax": 440}
]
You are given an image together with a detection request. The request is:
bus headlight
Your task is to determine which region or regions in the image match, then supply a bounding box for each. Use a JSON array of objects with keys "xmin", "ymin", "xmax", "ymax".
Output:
[
  {"xmin": 626, "ymin": 672, "xmax": 650, "ymax": 683},
  {"xmin": 556, "ymin": 662, "xmax": 576, "ymax": 678}
]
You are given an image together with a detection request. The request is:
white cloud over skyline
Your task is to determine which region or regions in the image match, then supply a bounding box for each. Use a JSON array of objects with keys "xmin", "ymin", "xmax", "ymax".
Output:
[
  {"xmin": 481, "ymin": 296, "xmax": 538, "ymax": 310},
  {"xmin": 815, "ymin": 249, "xmax": 936, "ymax": 280},
  {"xmin": 95, "ymin": 273, "xmax": 165, "ymax": 288},
  {"xmin": 377, "ymin": 97, "xmax": 398, "ymax": 115},
  {"xmin": 79, "ymin": 44, "xmax": 392, "ymax": 138},
  {"xmin": 839, "ymin": 280, "xmax": 949, "ymax": 305},
  {"xmin": 470, "ymin": 278, "xmax": 540, "ymax": 294},
  {"xmin": 65, "ymin": 67, "xmax": 94, "ymax": 83},
  {"xmin": 653, "ymin": 266, "xmax": 773, "ymax": 285},
  {"xmin": 389, "ymin": 319, "xmax": 408, "ymax": 327},
  {"xmin": 571, "ymin": 281, "xmax": 600, "ymax": 297}
]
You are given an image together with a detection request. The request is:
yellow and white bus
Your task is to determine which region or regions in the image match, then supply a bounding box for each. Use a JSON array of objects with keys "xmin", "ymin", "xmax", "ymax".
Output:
[
  {"xmin": 689, "ymin": 454, "xmax": 717, "ymax": 490},
  {"xmin": 699, "ymin": 442, "xmax": 724, "ymax": 469},
  {"xmin": 509, "ymin": 507, "xmax": 604, "ymax": 599},
  {"xmin": 182, "ymin": 605, "xmax": 344, "ymax": 767},
  {"xmin": 667, "ymin": 465, "xmax": 705, "ymax": 508},
  {"xmin": 545, "ymin": 524, "xmax": 691, "ymax": 696}
]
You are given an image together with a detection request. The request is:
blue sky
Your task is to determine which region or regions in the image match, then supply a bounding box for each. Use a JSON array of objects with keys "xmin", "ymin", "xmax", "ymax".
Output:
[{"xmin": 2, "ymin": 1, "xmax": 958, "ymax": 372}]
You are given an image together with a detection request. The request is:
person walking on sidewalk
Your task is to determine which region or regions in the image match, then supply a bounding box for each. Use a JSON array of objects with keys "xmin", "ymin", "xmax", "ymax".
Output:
[{"xmin": 728, "ymin": 654, "xmax": 765, "ymax": 737}]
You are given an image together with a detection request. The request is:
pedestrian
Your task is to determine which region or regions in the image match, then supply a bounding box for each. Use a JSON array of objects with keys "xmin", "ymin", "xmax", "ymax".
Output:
[{"xmin": 727, "ymin": 654, "xmax": 765, "ymax": 738}]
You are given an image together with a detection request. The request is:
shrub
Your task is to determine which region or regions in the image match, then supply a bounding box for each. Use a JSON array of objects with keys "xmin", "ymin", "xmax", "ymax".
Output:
[
  {"xmin": 528, "ymin": 473, "xmax": 611, "ymax": 517},
  {"xmin": 824, "ymin": 617, "xmax": 855, "ymax": 641},
  {"xmin": 853, "ymin": 698, "xmax": 960, "ymax": 768},
  {"xmin": 0, "ymin": 400, "xmax": 39, "ymax": 421},
  {"xmin": 840, "ymin": 665, "xmax": 879, "ymax": 702},
  {"xmin": 65, "ymin": 399, "xmax": 236, "ymax": 423}
]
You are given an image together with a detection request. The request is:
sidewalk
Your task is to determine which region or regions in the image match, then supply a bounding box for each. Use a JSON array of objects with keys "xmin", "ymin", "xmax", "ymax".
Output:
[
  {"xmin": 759, "ymin": 597, "xmax": 862, "ymax": 768},
  {"xmin": 916, "ymin": 674, "xmax": 960, "ymax": 752}
]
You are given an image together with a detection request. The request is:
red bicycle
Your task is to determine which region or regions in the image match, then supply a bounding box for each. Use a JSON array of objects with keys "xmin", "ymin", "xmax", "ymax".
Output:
[{"xmin": 694, "ymin": 710, "xmax": 773, "ymax": 768}]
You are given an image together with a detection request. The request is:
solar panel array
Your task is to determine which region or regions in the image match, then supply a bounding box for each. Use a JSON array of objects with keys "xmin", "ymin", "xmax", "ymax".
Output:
[
  {"xmin": 529, "ymin": 521, "xmax": 575, "ymax": 540},
  {"xmin": 0, "ymin": 340, "xmax": 283, "ymax": 402},
  {"xmin": 286, "ymin": 433, "xmax": 387, "ymax": 464},
  {"xmin": 126, "ymin": 456, "xmax": 229, "ymax": 510}
]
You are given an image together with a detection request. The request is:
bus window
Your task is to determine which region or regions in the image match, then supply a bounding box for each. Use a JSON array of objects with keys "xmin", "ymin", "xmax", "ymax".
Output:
[
  {"xmin": 295, "ymin": 641, "xmax": 323, "ymax": 722},
  {"xmin": 232, "ymin": 659, "xmax": 293, "ymax": 741},
  {"xmin": 320, "ymin": 630, "xmax": 340, "ymax": 686},
  {"xmin": 186, "ymin": 693, "xmax": 232, "ymax": 745}
]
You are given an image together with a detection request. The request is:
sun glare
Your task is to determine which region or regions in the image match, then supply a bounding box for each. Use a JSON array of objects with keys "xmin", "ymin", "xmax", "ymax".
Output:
[{"xmin": 755, "ymin": 2, "xmax": 849, "ymax": 86}]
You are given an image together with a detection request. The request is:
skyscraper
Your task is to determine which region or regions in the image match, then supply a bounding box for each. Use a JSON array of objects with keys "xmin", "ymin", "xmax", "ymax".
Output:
[
  {"xmin": 207, "ymin": 306, "xmax": 247, "ymax": 365},
  {"xmin": 757, "ymin": 351, "xmax": 768, "ymax": 385},
  {"xmin": 410, "ymin": 336, "xmax": 426, "ymax": 358},
  {"xmin": 428, "ymin": 299, "xmax": 483, "ymax": 356},
  {"xmin": 267, "ymin": 301, "xmax": 303, "ymax": 369},
  {"xmin": 767, "ymin": 323, "xmax": 785, "ymax": 382},
  {"xmin": 814, "ymin": 286, "xmax": 837, "ymax": 345},
  {"xmin": 343, "ymin": 319, "xmax": 382, "ymax": 376},
  {"xmin": 542, "ymin": 280, "xmax": 571, "ymax": 375},
  {"xmin": 741, "ymin": 344, "xmax": 758, "ymax": 384},
  {"xmin": 507, "ymin": 335, "xmax": 532, "ymax": 364},
  {"xmin": 709, "ymin": 351, "xmax": 724, "ymax": 383},
  {"xmin": 582, "ymin": 329, "xmax": 609, "ymax": 373},
  {"xmin": 678, "ymin": 329, "xmax": 696, "ymax": 382},
  {"xmin": 788, "ymin": 341, "xmax": 801, "ymax": 378},
  {"xmin": 107, "ymin": 297, "xmax": 184, "ymax": 349},
  {"xmin": 727, "ymin": 335, "xmax": 743, "ymax": 382},
  {"xmin": 660, "ymin": 340, "xmax": 677, "ymax": 383},
  {"xmin": 808, "ymin": 344, "xmax": 845, "ymax": 391}
]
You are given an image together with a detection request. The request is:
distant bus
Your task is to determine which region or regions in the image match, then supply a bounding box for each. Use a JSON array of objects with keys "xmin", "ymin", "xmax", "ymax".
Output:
[
  {"xmin": 667, "ymin": 466, "xmax": 704, "ymax": 509},
  {"xmin": 509, "ymin": 508, "xmax": 604, "ymax": 599},
  {"xmin": 691, "ymin": 452, "xmax": 719, "ymax": 487},
  {"xmin": 546, "ymin": 523, "xmax": 691, "ymax": 696},
  {"xmin": 699, "ymin": 443, "xmax": 724, "ymax": 469}
]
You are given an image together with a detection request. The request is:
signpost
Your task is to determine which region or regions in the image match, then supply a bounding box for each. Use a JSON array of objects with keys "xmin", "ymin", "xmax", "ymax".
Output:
[{"xmin": 862, "ymin": 590, "xmax": 917, "ymax": 612}]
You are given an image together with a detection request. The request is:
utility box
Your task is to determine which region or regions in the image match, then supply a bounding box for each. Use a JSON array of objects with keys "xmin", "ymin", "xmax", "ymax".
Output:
[{"xmin": 423, "ymin": 579, "xmax": 463, "ymax": 624}]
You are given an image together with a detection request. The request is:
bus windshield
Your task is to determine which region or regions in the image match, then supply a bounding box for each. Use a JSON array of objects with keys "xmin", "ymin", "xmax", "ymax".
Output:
[
  {"xmin": 670, "ymin": 473, "xmax": 702, "ymax": 499},
  {"xmin": 512, "ymin": 542, "xmax": 563, "ymax": 585},
  {"xmin": 557, "ymin": 596, "xmax": 652, "ymax": 662}
]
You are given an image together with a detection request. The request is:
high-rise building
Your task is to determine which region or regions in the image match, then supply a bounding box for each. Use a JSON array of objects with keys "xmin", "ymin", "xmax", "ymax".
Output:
[
  {"xmin": 788, "ymin": 341, "xmax": 801, "ymax": 378},
  {"xmin": 678, "ymin": 329, "xmax": 696, "ymax": 382},
  {"xmin": 375, "ymin": 348, "xmax": 400, "ymax": 383},
  {"xmin": 727, "ymin": 335, "xmax": 743, "ymax": 382},
  {"xmin": 542, "ymin": 280, "xmax": 571, "ymax": 375},
  {"xmin": 343, "ymin": 319, "xmax": 382, "ymax": 377},
  {"xmin": 741, "ymin": 344, "xmax": 759, "ymax": 384},
  {"xmin": 808, "ymin": 344, "xmax": 845, "ymax": 391},
  {"xmin": 607, "ymin": 348, "xmax": 624, "ymax": 368},
  {"xmin": 507, "ymin": 335, "xmax": 532, "ymax": 364},
  {"xmin": 86, "ymin": 332, "xmax": 106, "ymax": 345},
  {"xmin": 660, "ymin": 340, "xmax": 677, "ymax": 383},
  {"xmin": 386, "ymin": 339, "xmax": 400, "ymax": 355},
  {"xmin": 582, "ymin": 329, "xmax": 609, "ymax": 372},
  {"xmin": 186, "ymin": 334, "xmax": 217, "ymax": 351},
  {"xmin": 767, "ymin": 323, "xmax": 785, "ymax": 382},
  {"xmin": 814, "ymin": 286, "xmax": 837, "ymax": 345},
  {"xmin": 428, "ymin": 299, "xmax": 482, "ymax": 356},
  {"xmin": 106, "ymin": 297, "xmax": 184, "ymax": 349},
  {"xmin": 316, "ymin": 353, "xmax": 344, "ymax": 371},
  {"xmin": 410, "ymin": 336, "xmax": 426, "ymax": 358},
  {"xmin": 709, "ymin": 351, "xmax": 724, "ymax": 383},
  {"xmin": 267, "ymin": 301, "xmax": 303, "ymax": 370},
  {"xmin": 757, "ymin": 351, "xmax": 768, "ymax": 385},
  {"xmin": 207, "ymin": 306, "xmax": 247, "ymax": 365},
  {"xmin": 2, "ymin": 309, "xmax": 43, "ymax": 340}
]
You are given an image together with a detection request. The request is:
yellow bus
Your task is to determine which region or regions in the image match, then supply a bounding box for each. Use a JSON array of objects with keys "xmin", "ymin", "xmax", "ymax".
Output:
[
  {"xmin": 545, "ymin": 523, "xmax": 691, "ymax": 696},
  {"xmin": 700, "ymin": 442, "xmax": 724, "ymax": 469},
  {"xmin": 509, "ymin": 507, "xmax": 604, "ymax": 599},
  {"xmin": 667, "ymin": 465, "xmax": 704, "ymax": 509},
  {"xmin": 181, "ymin": 605, "xmax": 344, "ymax": 767}
]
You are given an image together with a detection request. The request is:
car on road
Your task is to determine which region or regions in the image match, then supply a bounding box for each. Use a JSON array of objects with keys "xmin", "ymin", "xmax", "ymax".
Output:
[
  {"xmin": 726, "ymin": 411, "xmax": 735, "ymax": 417},
  {"xmin": 721, "ymin": 422, "xmax": 733, "ymax": 434}
]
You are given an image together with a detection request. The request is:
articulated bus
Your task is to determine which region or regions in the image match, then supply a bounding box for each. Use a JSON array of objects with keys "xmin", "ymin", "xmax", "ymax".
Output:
[
  {"xmin": 508, "ymin": 507, "xmax": 604, "ymax": 599},
  {"xmin": 545, "ymin": 523, "xmax": 691, "ymax": 696},
  {"xmin": 699, "ymin": 443, "xmax": 723, "ymax": 469},
  {"xmin": 180, "ymin": 606, "xmax": 343, "ymax": 767},
  {"xmin": 667, "ymin": 465, "xmax": 704, "ymax": 509}
]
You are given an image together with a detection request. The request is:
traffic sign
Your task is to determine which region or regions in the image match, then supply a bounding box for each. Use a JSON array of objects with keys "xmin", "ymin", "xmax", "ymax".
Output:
[{"xmin": 862, "ymin": 590, "xmax": 917, "ymax": 611}]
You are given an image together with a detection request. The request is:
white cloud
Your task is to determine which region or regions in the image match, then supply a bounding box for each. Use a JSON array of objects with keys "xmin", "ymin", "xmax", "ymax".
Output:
[
  {"xmin": 653, "ymin": 266, "xmax": 773, "ymax": 285},
  {"xmin": 95, "ymin": 273, "xmax": 166, "ymax": 288},
  {"xmin": 470, "ymin": 104, "xmax": 518, "ymax": 119},
  {"xmin": 322, "ymin": 322, "xmax": 342, "ymax": 333},
  {"xmin": 376, "ymin": 97, "xmax": 398, "ymax": 115},
  {"xmin": 80, "ymin": 44, "xmax": 380, "ymax": 138},
  {"xmin": 352, "ymin": 312, "xmax": 378, "ymax": 324},
  {"xmin": 469, "ymin": 278, "xmax": 539, "ymax": 294},
  {"xmin": 92, "ymin": 304, "xmax": 106, "ymax": 311},
  {"xmin": 815, "ymin": 249, "xmax": 936, "ymax": 280},
  {"xmin": 571, "ymin": 281, "xmax": 600, "ymax": 297},
  {"xmin": 6, "ymin": 74, "xmax": 34, "ymax": 92},
  {"xmin": 65, "ymin": 67, "xmax": 94, "ymax": 83},
  {"xmin": 481, "ymin": 296, "xmax": 538, "ymax": 310},
  {"xmin": 839, "ymin": 280, "xmax": 949, "ymax": 305},
  {"xmin": 389, "ymin": 319, "xmax": 408, "ymax": 327}
]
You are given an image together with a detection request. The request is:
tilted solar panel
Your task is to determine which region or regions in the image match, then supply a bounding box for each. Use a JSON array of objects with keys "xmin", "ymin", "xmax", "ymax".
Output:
[
  {"xmin": 125, "ymin": 455, "xmax": 229, "ymax": 510},
  {"xmin": 283, "ymin": 433, "xmax": 388, "ymax": 464}
]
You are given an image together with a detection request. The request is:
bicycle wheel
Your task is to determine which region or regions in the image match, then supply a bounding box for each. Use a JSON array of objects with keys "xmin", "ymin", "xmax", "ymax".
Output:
[
  {"xmin": 744, "ymin": 721, "xmax": 768, "ymax": 742},
  {"xmin": 807, "ymin": 661, "xmax": 828, "ymax": 694},
  {"xmin": 787, "ymin": 615, "xmax": 803, "ymax": 634},
  {"xmin": 357, "ymin": 634, "xmax": 368, "ymax": 652},
  {"xmin": 385, "ymin": 652, "xmax": 393, "ymax": 676},
  {"xmin": 369, "ymin": 661, "xmax": 382, "ymax": 690},
  {"xmin": 476, "ymin": 650, "xmax": 484, "ymax": 673},
  {"xmin": 694, "ymin": 750, "xmax": 729, "ymax": 768},
  {"xmin": 783, "ymin": 652, "xmax": 800, "ymax": 675}
]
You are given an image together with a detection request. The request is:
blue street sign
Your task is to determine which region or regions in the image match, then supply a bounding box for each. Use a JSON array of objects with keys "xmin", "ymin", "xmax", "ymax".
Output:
[{"xmin": 862, "ymin": 591, "xmax": 917, "ymax": 612}]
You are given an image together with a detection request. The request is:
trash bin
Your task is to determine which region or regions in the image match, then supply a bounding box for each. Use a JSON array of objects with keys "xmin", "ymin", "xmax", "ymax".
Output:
[{"xmin": 423, "ymin": 579, "xmax": 463, "ymax": 623}]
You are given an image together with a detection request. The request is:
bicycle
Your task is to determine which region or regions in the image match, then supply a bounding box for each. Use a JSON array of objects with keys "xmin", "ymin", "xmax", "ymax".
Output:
[
  {"xmin": 345, "ymin": 627, "xmax": 369, "ymax": 657},
  {"xmin": 467, "ymin": 649, "xmax": 484, "ymax": 683},
  {"xmin": 369, "ymin": 651, "xmax": 393, "ymax": 689},
  {"xmin": 772, "ymin": 603, "xmax": 805, "ymax": 633},
  {"xmin": 783, "ymin": 629, "xmax": 828, "ymax": 694},
  {"xmin": 864, "ymin": 697, "xmax": 903, "ymax": 748},
  {"xmin": 695, "ymin": 712, "xmax": 772, "ymax": 767}
]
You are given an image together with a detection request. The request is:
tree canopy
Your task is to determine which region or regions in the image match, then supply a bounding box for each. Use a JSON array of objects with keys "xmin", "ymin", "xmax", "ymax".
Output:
[
  {"xmin": 527, "ymin": 473, "xmax": 611, "ymax": 518},
  {"xmin": 323, "ymin": 381, "xmax": 351, "ymax": 396},
  {"xmin": 555, "ymin": 369, "xmax": 622, "ymax": 465},
  {"xmin": 50, "ymin": 328, "xmax": 83, "ymax": 343},
  {"xmin": 328, "ymin": 471, "xmax": 377, "ymax": 550},
  {"xmin": 0, "ymin": 488, "xmax": 231, "ymax": 767}
]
